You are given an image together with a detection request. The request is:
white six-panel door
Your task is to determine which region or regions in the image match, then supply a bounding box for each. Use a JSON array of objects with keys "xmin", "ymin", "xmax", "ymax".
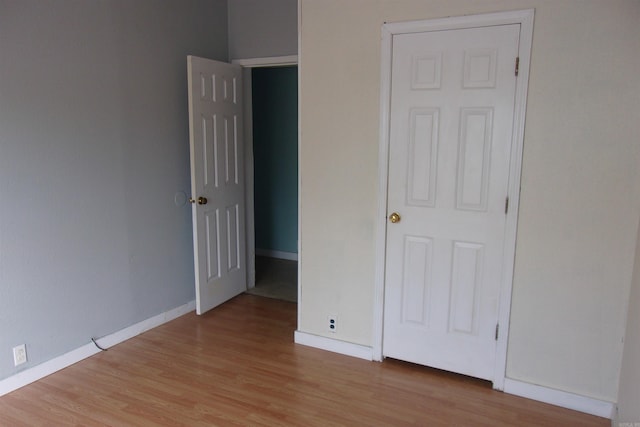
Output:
[
  {"xmin": 187, "ymin": 56, "xmax": 247, "ymax": 315},
  {"xmin": 383, "ymin": 24, "xmax": 520, "ymax": 381}
]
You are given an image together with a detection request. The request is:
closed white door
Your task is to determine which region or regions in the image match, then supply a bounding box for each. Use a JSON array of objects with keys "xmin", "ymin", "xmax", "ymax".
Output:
[
  {"xmin": 383, "ymin": 24, "xmax": 520, "ymax": 381},
  {"xmin": 187, "ymin": 56, "xmax": 246, "ymax": 315}
]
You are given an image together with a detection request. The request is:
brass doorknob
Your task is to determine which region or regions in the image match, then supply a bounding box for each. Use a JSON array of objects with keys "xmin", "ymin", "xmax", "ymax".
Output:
[
  {"xmin": 389, "ymin": 212, "xmax": 401, "ymax": 223},
  {"xmin": 188, "ymin": 196, "xmax": 208, "ymax": 205}
]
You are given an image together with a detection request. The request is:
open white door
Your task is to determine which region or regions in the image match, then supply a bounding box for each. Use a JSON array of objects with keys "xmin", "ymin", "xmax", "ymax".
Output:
[{"xmin": 187, "ymin": 56, "xmax": 246, "ymax": 315}]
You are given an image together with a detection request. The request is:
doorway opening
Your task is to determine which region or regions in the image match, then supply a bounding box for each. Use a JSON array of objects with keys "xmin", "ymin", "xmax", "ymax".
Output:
[{"xmin": 234, "ymin": 57, "xmax": 299, "ymax": 303}]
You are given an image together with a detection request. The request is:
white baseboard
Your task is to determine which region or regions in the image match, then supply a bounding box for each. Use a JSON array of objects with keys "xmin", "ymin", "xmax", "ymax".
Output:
[
  {"xmin": 294, "ymin": 331, "xmax": 373, "ymax": 361},
  {"xmin": 0, "ymin": 300, "xmax": 196, "ymax": 397},
  {"xmin": 503, "ymin": 378, "xmax": 615, "ymax": 419},
  {"xmin": 256, "ymin": 248, "xmax": 298, "ymax": 261}
]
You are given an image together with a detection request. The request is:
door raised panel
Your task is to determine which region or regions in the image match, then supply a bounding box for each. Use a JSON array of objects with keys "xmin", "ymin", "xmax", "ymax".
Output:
[
  {"xmin": 205, "ymin": 209, "xmax": 221, "ymax": 281},
  {"xmin": 463, "ymin": 49, "xmax": 498, "ymax": 89},
  {"xmin": 224, "ymin": 116, "xmax": 239, "ymax": 185},
  {"xmin": 226, "ymin": 204, "xmax": 240, "ymax": 272},
  {"xmin": 456, "ymin": 107, "xmax": 493, "ymax": 212},
  {"xmin": 200, "ymin": 73, "xmax": 215, "ymax": 101},
  {"xmin": 408, "ymin": 108, "xmax": 439, "ymax": 207},
  {"xmin": 201, "ymin": 114, "xmax": 218, "ymax": 189},
  {"xmin": 449, "ymin": 241, "xmax": 484, "ymax": 335},
  {"xmin": 231, "ymin": 77, "xmax": 237, "ymax": 104},
  {"xmin": 411, "ymin": 53, "xmax": 443, "ymax": 90},
  {"xmin": 402, "ymin": 236, "xmax": 433, "ymax": 326},
  {"xmin": 220, "ymin": 75, "xmax": 238, "ymax": 104},
  {"xmin": 223, "ymin": 77, "xmax": 230, "ymax": 102}
]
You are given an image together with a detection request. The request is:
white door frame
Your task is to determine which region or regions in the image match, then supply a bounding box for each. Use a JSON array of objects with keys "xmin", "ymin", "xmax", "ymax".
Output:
[
  {"xmin": 373, "ymin": 9, "xmax": 534, "ymax": 390},
  {"xmin": 231, "ymin": 55, "xmax": 298, "ymax": 291}
]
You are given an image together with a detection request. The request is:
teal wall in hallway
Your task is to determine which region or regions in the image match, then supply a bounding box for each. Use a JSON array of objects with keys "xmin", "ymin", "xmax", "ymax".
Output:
[{"xmin": 252, "ymin": 66, "xmax": 298, "ymax": 254}]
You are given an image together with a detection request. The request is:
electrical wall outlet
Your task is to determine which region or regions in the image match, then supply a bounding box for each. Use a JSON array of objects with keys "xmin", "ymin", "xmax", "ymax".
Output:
[
  {"xmin": 328, "ymin": 315, "xmax": 337, "ymax": 333},
  {"xmin": 13, "ymin": 344, "xmax": 27, "ymax": 366}
]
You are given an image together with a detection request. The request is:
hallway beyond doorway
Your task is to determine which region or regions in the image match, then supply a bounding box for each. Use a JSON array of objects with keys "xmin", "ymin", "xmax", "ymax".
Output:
[{"xmin": 245, "ymin": 256, "xmax": 297, "ymax": 302}]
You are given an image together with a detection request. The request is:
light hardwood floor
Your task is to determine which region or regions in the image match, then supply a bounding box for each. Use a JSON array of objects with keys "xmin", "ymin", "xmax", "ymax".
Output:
[{"xmin": 0, "ymin": 294, "xmax": 608, "ymax": 426}]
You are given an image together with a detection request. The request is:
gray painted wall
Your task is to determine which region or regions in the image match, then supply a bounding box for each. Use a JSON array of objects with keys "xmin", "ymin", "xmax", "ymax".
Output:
[
  {"xmin": 0, "ymin": 0, "xmax": 227, "ymax": 381},
  {"xmin": 228, "ymin": 0, "xmax": 297, "ymax": 59},
  {"xmin": 617, "ymin": 217, "xmax": 640, "ymax": 423}
]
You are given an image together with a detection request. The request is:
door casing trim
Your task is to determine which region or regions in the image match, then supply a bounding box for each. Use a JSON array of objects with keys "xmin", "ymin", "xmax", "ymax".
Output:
[{"xmin": 373, "ymin": 9, "xmax": 534, "ymax": 390}]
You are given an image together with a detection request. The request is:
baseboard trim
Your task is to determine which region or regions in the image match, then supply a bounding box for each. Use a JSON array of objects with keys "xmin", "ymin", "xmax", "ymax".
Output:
[
  {"xmin": 503, "ymin": 378, "xmax": 615, "ymax": 419},
  {"xmin": 256, "ymin": 249, "xmax": 298, "ymax": 261},
  {"xmin": 0, "ymin": 300, "xmax": 196, "ymax": 397},
  {"xmin": 294, "ymin": 331, "xmax": 373, "ymax": 361}
]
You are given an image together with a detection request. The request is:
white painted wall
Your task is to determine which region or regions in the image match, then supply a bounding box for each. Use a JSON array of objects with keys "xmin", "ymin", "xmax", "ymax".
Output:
[
  {"xmin": 617, "ymin": 218, "xmax": 640, "ymax": 423},
  {"xmin": 298, "ymin": 0, "xmax": 640, "ymax": 403},
  {"xmin": 227, "ymin": 0, "xmax": 297, "ymax": 60},
  {"xmin": 0, "ymin": 0, "xmax": 227, "ymax": 381}
]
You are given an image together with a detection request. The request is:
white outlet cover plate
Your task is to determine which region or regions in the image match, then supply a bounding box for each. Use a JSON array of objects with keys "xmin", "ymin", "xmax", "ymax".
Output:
[
  {"xmin": 13, "ymin": 344, "xmax": 27, "ymax": 366},
  {"xmin": 328, "ymin": 315, "xmax": 337, "ymax": 333}
]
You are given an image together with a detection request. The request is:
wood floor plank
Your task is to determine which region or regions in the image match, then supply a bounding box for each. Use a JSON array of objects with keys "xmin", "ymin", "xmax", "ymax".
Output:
[{"xmin": 0, "ymin": 294, "xmax": 608, "ymax": 426}]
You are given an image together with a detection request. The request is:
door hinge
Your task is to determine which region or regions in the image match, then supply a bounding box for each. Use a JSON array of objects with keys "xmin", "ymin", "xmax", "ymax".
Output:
[
  {"xmin": 495, "ymin": 324, "xmax": 500, "ymax": 341},
  {"xmin": 515, "ymin": 57, "xmax": 520, "ymax": 76},
  {"xmin": 505, "ymin": 196, "xmax": 509, "ymax": 214}
]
